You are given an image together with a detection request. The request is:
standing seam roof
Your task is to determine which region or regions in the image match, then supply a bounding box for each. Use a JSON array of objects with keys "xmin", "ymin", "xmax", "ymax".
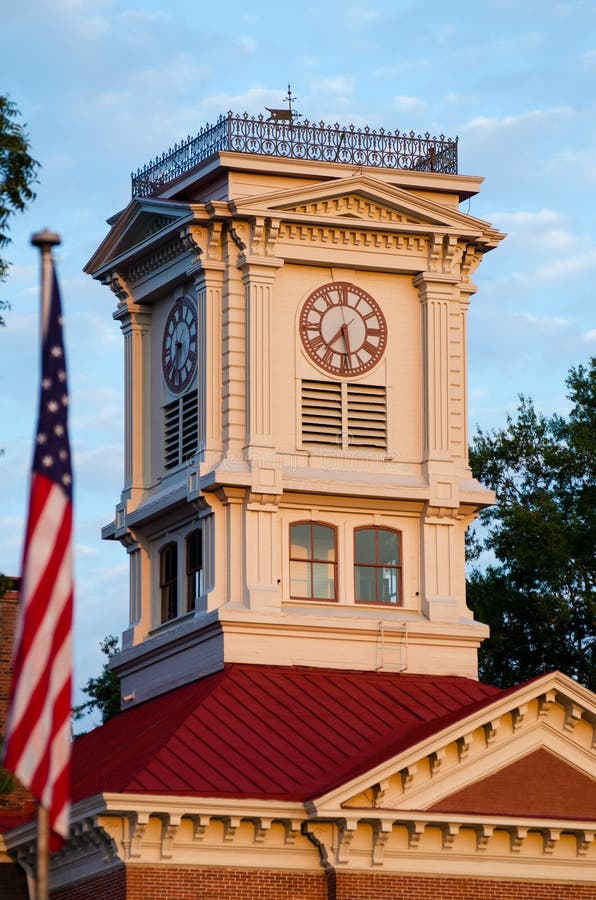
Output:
[{"xmin": 71, "ymin": 663, "xmax": 502, "ymax": 803}]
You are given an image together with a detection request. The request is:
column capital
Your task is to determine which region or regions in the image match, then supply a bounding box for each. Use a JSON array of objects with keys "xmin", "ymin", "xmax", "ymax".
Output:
[
  {"xmin": 237, "ymin": 254, "xmax": 284, "ymax": 282},
  {"xmin": 413, "ymin": 271, "xmax": 460, "ymax": 295}
]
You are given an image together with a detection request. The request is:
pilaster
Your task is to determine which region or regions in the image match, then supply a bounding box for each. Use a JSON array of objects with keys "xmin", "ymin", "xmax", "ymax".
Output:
[
  {"xmin": 113, "ymin": 291, "xmax": 152, "ymax": 510},
  {"xmin": 237, "ymin": 254, "xmax": 284, "ymax": 462},
  {"xmin": 215, "ymin": 486, "xmax": 247, "ymax": 607},
  {"xmin": 414, "ymin": 272, "xmax": 459, "ymax": 467},
  {"xmin": 194, "ymin": 261, "xmax": 225, "ymax": 469},
  {"xmin": 244, "ymin": 492, "xmax": 282, "ymax": 611}
]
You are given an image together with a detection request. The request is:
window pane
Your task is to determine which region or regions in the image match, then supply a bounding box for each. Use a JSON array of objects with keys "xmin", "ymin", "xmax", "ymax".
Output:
[
  {"xmin": 161, "ymin": 543, "xmax": 177, "ymax": 582},
  {"xmin": 355, "ymin": 565, "xmax": 376, "ymax": 602},
  {"xmin": 313, "ymin": 524, "xmax": 335, "ymax": 561},
  {"xmin": 290, "ymin": 560, "xmax": 311, "ymax": 598},
  {"xmin": 312, "ymin": 562, "xmax": 335, "ymax": 600},
  {"xmin": 355, "ymin": 529, "xmax": 376, "ymax": 564},
  {"xmin": 378, "ymin": 567, "xmax": 399, "ymax": 604},
  {"xmin": 290, "ymin": 523, "xmax": 311, "ymax": 560},
  {"xmin": 186, "ymin": 529, "xmax": 202, "ymax": 612},
  {"xmin": 161, "ymin": 584, "xmax": 177, "ymax": 622},
  {"xmin": 186, "ymin": 529, "xmax": 201, "ymax": 570},
  {"xmin": 378, "ymin": 529, "xmax": 398, "ymax": 565}
]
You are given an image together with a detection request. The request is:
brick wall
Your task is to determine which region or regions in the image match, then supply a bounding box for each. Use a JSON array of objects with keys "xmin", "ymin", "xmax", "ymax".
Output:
[
  {"xmin": 332, "ymin": 872, "xmax": 596, "ymax": 900},
  {"xmin": 48, "ymin": 867, "xmax": 596, "ymax": 900},
  {"xmin": 126, "ymin": 865, "xmax": 328, "ymax": 900},
  {"xmin": 0, "ymin": 580, "xmax": 19, "ymax": 735},
  {"xmin": 0, "ymin": 578, "xmax": 32, "ymax": 808},
  {"xmin": 51, "ymin": 865, "xmax": 327, "ymax": 900},
  {"xmin": 51, "ymin": 866, "xmax": 126, "ymax": 900}
]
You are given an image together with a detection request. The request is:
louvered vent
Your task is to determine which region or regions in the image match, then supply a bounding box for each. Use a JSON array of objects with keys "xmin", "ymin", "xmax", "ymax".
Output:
[
  {"xmin": 301, "ymin": 380, "xmax": 342, "ymax": 446},
  {"xmin": 301, "ymin": 380, "xmax": 387, "ymax": 451},
  {"xmin": 163, "ymin": 390, "xmax": 198, "ymax": 470},
  {"xmin": 347, "ymin": 384, "xmax": 387, "ymax": 449}
]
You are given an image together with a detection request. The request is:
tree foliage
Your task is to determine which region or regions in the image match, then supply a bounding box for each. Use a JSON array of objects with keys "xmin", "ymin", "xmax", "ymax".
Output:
[
  {"xmin": 0, "ymin": 95, "xmax": 39, "ymax": 326},
  {"xmin": 73, "ymin": 635, "xmax": 121, "ymax": 732},
  {"xmin": 468, "ymin": 358, "xmax": 595, "ymax": 690}
]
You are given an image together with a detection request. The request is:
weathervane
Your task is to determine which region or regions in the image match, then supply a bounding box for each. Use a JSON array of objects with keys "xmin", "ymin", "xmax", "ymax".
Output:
[{"xmin": 265, "ymin": 84, "xmax": 301, "ymax": 124}]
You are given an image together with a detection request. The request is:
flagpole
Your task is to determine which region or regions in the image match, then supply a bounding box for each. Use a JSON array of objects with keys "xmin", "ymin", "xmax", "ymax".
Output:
[
  {"xmin": 31, "ymin": 229, "xmax": 61, "ymax": 338},
  {"xmin": 30, "ymin": 229, "xmax": 62, "ymax": 900}
]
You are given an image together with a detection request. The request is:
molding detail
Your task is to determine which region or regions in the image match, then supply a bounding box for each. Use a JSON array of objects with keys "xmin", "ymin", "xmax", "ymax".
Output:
[
  {"xmin": 125, "ymin": 235, "xmax": 188, "ymax": 282},
  {"xmin": 371, "ymin": 820, "xmax": 393, "ymax": 866},
  {"xmin": 563, "ymin": 701, "xmax": 583, "ymax": 733},
  {"xmin": 127, "ymin": 812, "xmax": 149, "ymax": 859},
  {"xmin": 430, "ymin": 748, "xmax": 446, "ymax": 775},
  {"xmin": 103, "ymin": 271, "xmax": 130, "ymax": 306},
  {"xmin": 512, "ymin": 704, "xmax": 528, "ymax": 731},
  {"xmin": 336, "ymin": 820, "xmax": 357, "ymax": 864},
  {"xmin": 159, "ymin": 814, "xmax": 181, "ymax": 858},
  {"xmin": 278, "ymin": 221, "xmax": 427, "ymax": 254}
]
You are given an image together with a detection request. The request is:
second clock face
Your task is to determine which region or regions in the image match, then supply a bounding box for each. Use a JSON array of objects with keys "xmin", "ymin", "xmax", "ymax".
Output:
[
  {"xmin": 162, "ymin": 297, "xmax": 198, "ymax": 393},
  {"xmin": 299, "ymin": 282, "xmax": 387, "ymax": 377}
]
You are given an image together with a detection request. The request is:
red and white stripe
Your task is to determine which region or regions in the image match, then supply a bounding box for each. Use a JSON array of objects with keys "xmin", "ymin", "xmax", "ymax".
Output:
[{"xmin": 4, "ymin": 473, "xmax": 73, "ymax": 842}]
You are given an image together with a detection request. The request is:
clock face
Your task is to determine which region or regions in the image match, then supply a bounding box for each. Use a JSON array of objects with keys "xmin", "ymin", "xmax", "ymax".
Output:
[
  {"xmin": 299, "ymin": 282, "xmax": 387, "ymax": 377},
  {"xmin": 162, "ymin": 297, "xmax": 198, "ymax": 393}
]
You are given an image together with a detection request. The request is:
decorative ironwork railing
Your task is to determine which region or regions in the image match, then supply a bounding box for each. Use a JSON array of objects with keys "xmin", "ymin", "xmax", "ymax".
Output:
[{"xmin": 131, "ymin": 112, "xmax": 458, "ymax": 198}]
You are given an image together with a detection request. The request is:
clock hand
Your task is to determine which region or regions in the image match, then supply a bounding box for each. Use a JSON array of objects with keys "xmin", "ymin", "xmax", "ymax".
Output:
[
  {"xmin": 341, "ymin": 323, "xmax": 352, "ymax": 357},
  {"xmin": 328, "ymin": 325, "xmax": 345, "ymax": 348}
]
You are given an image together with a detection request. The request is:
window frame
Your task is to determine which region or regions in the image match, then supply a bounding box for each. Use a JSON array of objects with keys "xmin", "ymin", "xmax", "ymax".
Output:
[
  {"xmin": 159, "ymin": 541, "xmax": 178, "ymax": 622},
  {"xmin": 185, "ymin": 527, "xmax": 203, "ymax": 613},
  {"xmin": 289, "ymin": 521, "xmax": 338, "ymax": 602},
  {"xmin": 353, "ymin": 526, "xmax": 402, "ymax": 606}
]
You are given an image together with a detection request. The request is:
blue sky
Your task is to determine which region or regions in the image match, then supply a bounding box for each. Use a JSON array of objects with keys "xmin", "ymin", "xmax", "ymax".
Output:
[{"xmin": 2, "ymin": 0, "xmax": 595, "ymax": 724}]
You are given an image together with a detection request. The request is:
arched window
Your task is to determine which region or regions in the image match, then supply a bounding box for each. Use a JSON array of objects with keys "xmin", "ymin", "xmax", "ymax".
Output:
[
  {"xmin": 354, "ymin": 527, "xmax": 401, "ymax": 605},
  {"xmin": 186, "ymin": 528, "xmax": 202, "ymax": 612},
  {"xmin": 160, "ymin": 542, "xmax": 178, "ymax": 622},
  {"xmin": 290, "ymin": 522, "xmax": 337, "ymax": 601}
]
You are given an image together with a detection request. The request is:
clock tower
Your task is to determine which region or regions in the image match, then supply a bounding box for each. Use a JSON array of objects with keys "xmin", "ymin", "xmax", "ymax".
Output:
[{"xmin": 85, "ymin": 112, "xmax": 504, "ymax": 707}]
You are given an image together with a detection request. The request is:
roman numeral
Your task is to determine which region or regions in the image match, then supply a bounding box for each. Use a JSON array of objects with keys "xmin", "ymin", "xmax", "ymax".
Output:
[{"xmin": 361, "ymin": 341, "xmax": 377, "ymax": 357}]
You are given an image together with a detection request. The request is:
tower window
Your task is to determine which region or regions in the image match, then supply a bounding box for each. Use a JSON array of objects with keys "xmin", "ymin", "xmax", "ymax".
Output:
[
  {"xmin": 160, "ymin": 542, "xmax": 178, "ymax": 622},
  {"xmin": 290, "ymin": 522, "xmax": 337, "ymax": 601},
  {"xmin": 186, "ymin": 528, "xmax": 203, "ymax": 612},
  {"xmin": 354, "ymin": 527, "xmax": 401, "ymax": 605}
]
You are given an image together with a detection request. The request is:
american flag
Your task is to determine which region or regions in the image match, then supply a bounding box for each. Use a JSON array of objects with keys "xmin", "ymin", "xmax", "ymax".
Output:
[{"xmin": 3, "ymin": 260, "xmax": 73, "ymax": 846}]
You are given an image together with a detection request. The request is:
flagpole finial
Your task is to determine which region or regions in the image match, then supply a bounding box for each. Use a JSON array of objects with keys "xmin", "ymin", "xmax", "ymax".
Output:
[{"xmin": 31, "ymin": 229, "xmax": 61, "ymax": 250}]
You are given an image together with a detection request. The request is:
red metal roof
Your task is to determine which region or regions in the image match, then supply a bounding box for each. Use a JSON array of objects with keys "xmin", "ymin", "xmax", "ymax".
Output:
[{"xmin": 71, "ymin": 663, "xmax": 501, "ymax": 804}]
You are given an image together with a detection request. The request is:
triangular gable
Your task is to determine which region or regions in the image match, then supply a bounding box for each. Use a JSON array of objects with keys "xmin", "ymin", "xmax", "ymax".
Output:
[
  {"xmin": 84, "ymin": 197, "xmax": 193, "ymax": 275},
  {"xmin": 312, "ymin": 671, "xmax": 596, "ymax": 821},
  {"xmin": 228, "ymin": 173, "xmax": 503, "ymax": 241},
  {"xmin": 429, "ymin": 747, "xmax": 596, "ymax": 820}
]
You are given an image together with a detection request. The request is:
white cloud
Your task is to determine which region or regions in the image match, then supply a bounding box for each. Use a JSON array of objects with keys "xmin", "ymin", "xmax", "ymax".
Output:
[
  {"xmin": 532, "ymin": 246, "xmax": 596, "ymax": 282},
  {"xmin": 314, "ymin": 77, "xmax": 355, "ymax": 96},
  {"xmin": 76, "ymin": 543, "xmax": 99, "ymax": 559},
  {"xmin": 461, "ymin": 107, "xmax": 574, "ymax": 133},
  {"xmin": 487, "ymin": 209, "xmax": 563, "ymax": 229},
  {"xmin": 582, "ymin": 329, "xmax": 596, "ymax": 344},
  {"xmin": 235, "ymin": 36, "xmax": 257, "ymax": 54},
  {"xmin": 393, "ymin": 95, "xmax": 427, "ymax": 114}
]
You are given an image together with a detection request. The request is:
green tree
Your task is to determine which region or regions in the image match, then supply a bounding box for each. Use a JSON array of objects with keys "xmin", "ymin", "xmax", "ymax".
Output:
[
  {"xmin": 468, "ymin": 358, "xmax": 595, "ymax": 690},
  {"xmin": 0, "ymin": 95, "xmax": 39, "ymax": 326},
  {"xmin": 73, "ymin": 635, "xmax": 121, "ymax": 732}
]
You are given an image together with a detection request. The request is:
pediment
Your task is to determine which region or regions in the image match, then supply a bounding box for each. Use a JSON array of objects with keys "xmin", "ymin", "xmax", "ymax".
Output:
[
  {"xmin": 429, "ymin": 747, "xmax": 596, "ymax": 820},
  {"xmin": 312, "ymin": 672, "xmax": 596, "ymax": 822},
  {"xmin": 229, "ymin": 173, "xmax": 501, "ymax": 239},
  {"xmin": 85, "ymin": 198, "xmax": 192, "ymax": 275}
]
